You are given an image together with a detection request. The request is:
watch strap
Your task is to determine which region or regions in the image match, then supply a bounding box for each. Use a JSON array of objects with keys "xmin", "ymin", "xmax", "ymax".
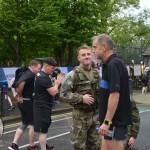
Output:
[{"xmin": 104, "ymin": 119, "xmax": 112, "ymax": 125}]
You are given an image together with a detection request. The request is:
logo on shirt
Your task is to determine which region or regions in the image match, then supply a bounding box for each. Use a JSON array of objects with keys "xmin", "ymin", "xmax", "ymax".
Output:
[{"xmin": 100, "ymin": 80, "xmax": 109, "ymax": 89}]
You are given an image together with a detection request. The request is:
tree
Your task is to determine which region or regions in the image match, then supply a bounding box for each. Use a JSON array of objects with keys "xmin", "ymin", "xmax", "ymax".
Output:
[
  {"xmin": 0, "ymin": 0, "xmax": 61, "ymax": 66},
  {"xmin": 51, "ymin": 0, "xmax": 141, "ymax": 65},
  {"xmin": 109, "ymin": 8, "xmax": 150, "ymax": 63},
  {"xmin": 1, "ymin": 0, "xmax": 150, "ymax": 66}
]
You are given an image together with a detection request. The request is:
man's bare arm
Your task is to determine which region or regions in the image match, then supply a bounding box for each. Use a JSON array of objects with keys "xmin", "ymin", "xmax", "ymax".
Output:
[
  {"xmin": 15, "ymin": 82, "xmax": 25, "ymax": 103},
  {"xmin": 105, "ymin": 91, "xmax": 120, "ymax": 121}
]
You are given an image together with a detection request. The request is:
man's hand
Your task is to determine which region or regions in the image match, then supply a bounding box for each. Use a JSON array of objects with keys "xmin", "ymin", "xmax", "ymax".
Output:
[
  {"xmin": 98, "ymin": 123, "xmax": 110, "ymax": 136},
  {"xmin": 128, "ymin": 137, "xmax": 136, "ymax": 149},
  {"xmin": 56, "ymin": 73, "xmax": 65, "ymax": 85},
  {"xmin": 82, "ymin": 94, "xmax": 94, "ymax": 105}
]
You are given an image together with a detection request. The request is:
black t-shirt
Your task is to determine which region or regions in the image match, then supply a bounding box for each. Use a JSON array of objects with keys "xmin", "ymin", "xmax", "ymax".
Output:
[
  {"xmin": 99, "ymin": 54, "xmax": 132, "ymax": 126},
  {"xmin": 18, "ymin": 69, "xmax": 35, "ymax": 99},
  {"xmin": 34, "ymin": 70, "xmax": 53, "ymax": 108}
]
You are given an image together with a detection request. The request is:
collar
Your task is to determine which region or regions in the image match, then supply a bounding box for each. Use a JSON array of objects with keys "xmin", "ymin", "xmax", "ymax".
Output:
[
  {"xmin": 40, "ymin": 70, "xmax": 49, "ymax": 77},
  {"xmin": 79, "ymin": 64, "xmax": 92, "ymax": 71},
  {"xmin": 103, "ymin": 53, "xmax": 117, "ymax": 65}
]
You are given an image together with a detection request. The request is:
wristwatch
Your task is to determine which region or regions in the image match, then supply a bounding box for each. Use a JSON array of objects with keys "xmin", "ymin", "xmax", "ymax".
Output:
[{"xmin": 104, "ymin": 119, "xmax": 112, "ymax": 125}]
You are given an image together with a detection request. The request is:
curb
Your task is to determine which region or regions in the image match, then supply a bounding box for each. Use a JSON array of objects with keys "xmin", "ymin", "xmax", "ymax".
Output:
[
  {"xmin": 136, "ymin": 103, "xmax": 150, "ymax": 106},
  {"xmin": 2, "ymin": 107, "xmax": 73, "ymax": 125}
]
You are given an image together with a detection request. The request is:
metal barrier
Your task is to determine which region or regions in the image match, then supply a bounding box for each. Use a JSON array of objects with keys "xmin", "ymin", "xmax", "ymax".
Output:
[
  {"xmin": 132, "ymin": 76, "xmax": 142, "ymax": 90},
  {"xmin": 0, "ymin": 85, "xmax": 9, "ymax": 116}
]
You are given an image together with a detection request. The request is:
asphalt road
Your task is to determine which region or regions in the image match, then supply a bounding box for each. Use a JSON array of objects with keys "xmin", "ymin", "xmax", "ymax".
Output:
[
  {"xmin": 135, "ymin": 109, "xmax": 150, "ymax": 150},
  {"xmin": 0, "ymin": 107, "xmax": 150, "ymax": 150}
]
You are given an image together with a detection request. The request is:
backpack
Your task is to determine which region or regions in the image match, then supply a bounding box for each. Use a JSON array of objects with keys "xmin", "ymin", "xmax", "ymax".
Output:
[{"xmin": 12, "ymin": 67, "xmax": 28, "ymax": 88}]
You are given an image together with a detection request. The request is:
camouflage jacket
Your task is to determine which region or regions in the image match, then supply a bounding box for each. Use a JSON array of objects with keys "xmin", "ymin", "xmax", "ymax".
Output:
[
  {"xmin": 60, "ymin": 65, "xmax": 100, "ymax": 110},
  {"xmin": 127, "ymin": 95, "xmax": 140, "ymax": 139}
]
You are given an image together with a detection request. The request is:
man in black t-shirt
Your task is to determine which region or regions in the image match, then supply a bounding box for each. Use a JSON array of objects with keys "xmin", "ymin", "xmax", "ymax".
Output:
[
  {"xmin": 92, "ymin": 34, "xmax": 132, "ymax": 150},
  {"xmin": 34, "ymin": 58, "xmax": 64, "ymax": 150},
  {"xmin": 8, "ymin": 59, "xmax": 41, "ymax": 150}
]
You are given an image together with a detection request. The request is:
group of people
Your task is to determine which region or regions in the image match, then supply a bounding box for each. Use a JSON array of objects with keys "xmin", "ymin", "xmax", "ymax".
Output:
[
  {"xmin": 7, "ymin": 34, "xmax": 140, "ymax": 150},
  {"xmin": 60, "ymin": 34, "xmax": 140, "ymax": 150},
  {"xmin": 8, "ymin": 59, "xmax": 64, "ymax": 150}
]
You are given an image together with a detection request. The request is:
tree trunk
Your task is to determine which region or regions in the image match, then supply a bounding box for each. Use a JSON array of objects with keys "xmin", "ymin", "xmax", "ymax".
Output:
[{"xmin": 68, "ymin": 46, "xmax": 74, "ymax": 66}]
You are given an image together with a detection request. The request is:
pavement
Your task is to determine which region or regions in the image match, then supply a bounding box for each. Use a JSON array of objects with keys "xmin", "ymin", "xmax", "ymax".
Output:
[
  {"xmin": 1, "ymin": 100, "xmax": 73, "ymax": 124},
  {"xmin": 132, "ymin": 90, "xmax": 150, "ymax": 106},
  {"xmin": 1, "ymin": 90, "xmax": 150, "ymax": 124}
]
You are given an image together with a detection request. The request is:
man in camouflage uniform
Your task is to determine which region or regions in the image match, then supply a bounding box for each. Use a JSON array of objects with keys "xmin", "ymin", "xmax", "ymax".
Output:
[
  {"xmin": 125, "ymin": 95, "xmax": 140, "ymax": 150},
  {"xmin": 60, "ymin": 45, "xmax": 100, "ymax": 150}
]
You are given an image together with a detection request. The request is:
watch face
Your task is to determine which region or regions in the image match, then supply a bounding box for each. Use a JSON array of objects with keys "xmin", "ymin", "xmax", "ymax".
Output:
[{"xmin": 104, "ymin": 120, "xmax": 109, "ymax": 125}]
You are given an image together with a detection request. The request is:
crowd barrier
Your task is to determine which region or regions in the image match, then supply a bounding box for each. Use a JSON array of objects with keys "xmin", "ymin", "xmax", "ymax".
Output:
[{"xmin": 0, "ymin": 67, "xmax": 74, "ymax": 88}]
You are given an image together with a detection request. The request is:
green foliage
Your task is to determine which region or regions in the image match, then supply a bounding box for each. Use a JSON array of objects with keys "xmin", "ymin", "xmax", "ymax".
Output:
[{"xmin": 0, "ymin": 0, "xmax": 149, "ymax": 66}]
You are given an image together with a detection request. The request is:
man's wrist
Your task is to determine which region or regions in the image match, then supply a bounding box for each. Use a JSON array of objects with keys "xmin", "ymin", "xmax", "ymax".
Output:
[{"xmin": 103, "ymin": 119, "xmax": 112, "ymax": 125}]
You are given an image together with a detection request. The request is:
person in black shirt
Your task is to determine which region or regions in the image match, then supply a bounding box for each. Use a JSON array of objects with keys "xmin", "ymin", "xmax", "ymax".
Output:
[
  {"xmin": 92, "ymin": 34, "xmax": 132, "ymax": 150},
  {"xmin": 141, "ymin": 67, "xmax": 150, "ymax": 94},
  {"xmin": 34, "ymin": 58, "xmax": 64, "ymax": 150},
  {"xmin": 8, "ymin": 59, "xmax": 41, "ymax": 150}
]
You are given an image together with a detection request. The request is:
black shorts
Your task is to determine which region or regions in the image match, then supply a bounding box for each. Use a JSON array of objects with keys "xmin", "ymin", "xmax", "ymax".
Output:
[
  {"xmin": 33, "ymin": 105, "xmax": 52, "ymax": 133},
  {"xmin": 142, "ymin": 79, "xmax": 148, "ymax": 87},
  {"xmin": 104, "ymin": 126, "xmax": 127, "ymax": 140},
  {"xmin": 18, "ymin": 100, "xmax": 34, "ymax": 125}
]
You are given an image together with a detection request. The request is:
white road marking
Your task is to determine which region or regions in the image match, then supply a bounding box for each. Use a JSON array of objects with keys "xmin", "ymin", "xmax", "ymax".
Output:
[
  {"xmin": 4, "ymin": 115, "xmax": 72, "ymax": 134},
  {"xmin": 3, "ymin": 108, "xmax": 150, "ymax": 149},
  {"xmin": 19, "ymin": 132, "xmax": 70, "ymax": 149},
  {"xmin": 140, "ymin": 109, "xmax": 150, "ymax": 113}
]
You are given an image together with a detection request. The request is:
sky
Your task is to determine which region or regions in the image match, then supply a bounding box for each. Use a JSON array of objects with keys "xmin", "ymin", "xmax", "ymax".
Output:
[
  {"xmin": 139, "ymin": 0, "xmax": 150, "ymax": 23},
  {"xmin": 140, "ymin": 0, "xmax": 150, "ymax": 9},
  {"xmin": 126, "ymin": 0, "xmax": 150, "ymax": 23}
]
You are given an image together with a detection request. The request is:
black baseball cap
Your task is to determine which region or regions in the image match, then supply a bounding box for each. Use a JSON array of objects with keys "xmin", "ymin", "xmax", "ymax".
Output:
[{"xmin": 43, "ymin": 57, "xmax": 57, "ymax": 66}]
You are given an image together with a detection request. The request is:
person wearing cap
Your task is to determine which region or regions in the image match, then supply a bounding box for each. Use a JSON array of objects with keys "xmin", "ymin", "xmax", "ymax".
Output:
[{"xmin": 34, "ymin": 57, "xmax": 65, "ymax": 150}]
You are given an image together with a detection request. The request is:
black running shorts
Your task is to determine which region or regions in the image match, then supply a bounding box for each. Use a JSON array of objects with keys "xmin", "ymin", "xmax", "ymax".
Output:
[
  {"xmin": 104, "ymin": 126, "xmax": 128, "ymax": 140},
  {"xmin": 33, "ymin": 105, "xmax": 52, "ymax": 133},
  {"xmin": 18, "ymin": 100, "xmax": 34, "ymax": 125}
]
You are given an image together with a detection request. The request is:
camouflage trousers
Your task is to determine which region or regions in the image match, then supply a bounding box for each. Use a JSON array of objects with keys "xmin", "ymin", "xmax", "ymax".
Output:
[{"xmin": 71, "ymin": 108, "xmax": 100, "ymax": 150}]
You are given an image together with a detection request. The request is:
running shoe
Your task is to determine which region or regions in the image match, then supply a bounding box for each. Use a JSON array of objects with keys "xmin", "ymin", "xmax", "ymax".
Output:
[
  {"xmin": 46, "ymin": 144, "xmax": 54, "ymax": 150},
  {"xmin": 8, "ymin": 105, "xmax": 15, "ymax": 111},
  {"xmin": 27, "ymin": 145, "xmax": 40, "ymax": 150},
  {"xmin": 8, "ymin": 143, "xmax": 19, "ymax": 150}
]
